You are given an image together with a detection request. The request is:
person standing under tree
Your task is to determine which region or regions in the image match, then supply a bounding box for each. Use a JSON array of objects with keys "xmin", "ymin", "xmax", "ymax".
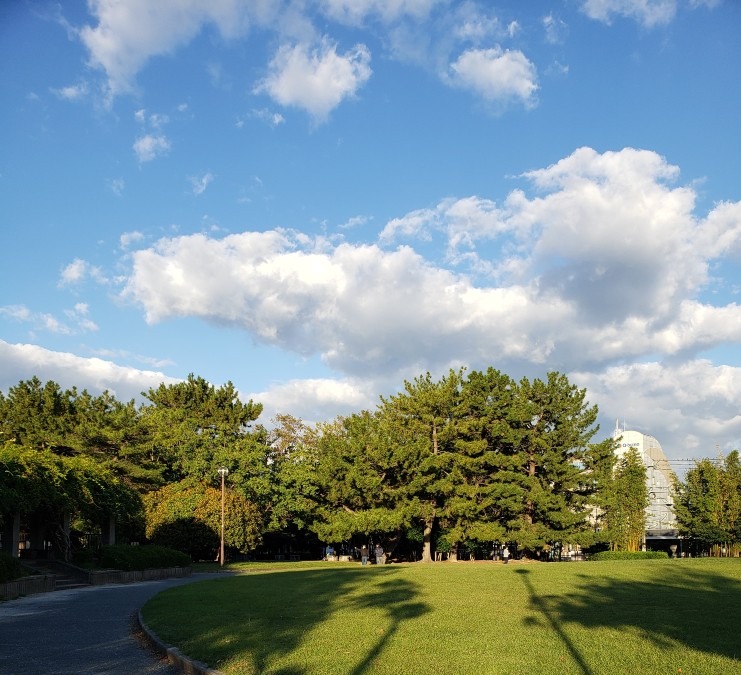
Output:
[
  {"xmin": 502, "ymin": 546, "xmax": 510, "ymax": 564},
  {"xmin": 361, "ymin": 544, "xmax": 369, "ymax": 565},
  {"xmin": 374, "ymin": 543, "xmax": 384, "ymax": 565}
]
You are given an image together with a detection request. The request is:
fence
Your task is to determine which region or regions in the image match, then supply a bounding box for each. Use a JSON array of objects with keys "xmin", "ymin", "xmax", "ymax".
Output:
[{"xmin": 0, "ymin": 574, "xmax": 55, "ymax": 600}]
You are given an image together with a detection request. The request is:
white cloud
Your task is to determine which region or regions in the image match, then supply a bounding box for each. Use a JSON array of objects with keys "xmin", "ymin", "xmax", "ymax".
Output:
[
  {"xmin": 571, "ymin": 360, "xmax": 741, "ymax": 457},
  {"xmin": 254, "ymin": 38, "xmax": 372, "ymax": 122},
  {"xmin": 78, "ymin": 0, "xmax": 259, "ymax": 100},
  {"xmin": 448, "ymin": 47, "xmax": 538, "ymax": 108},
  {"xmin": 318, "ymin": 0, "xmax": 441, "ymax": 25},
  {"xmin": 59, "ymin": 259, "xmax": 107, "ymax": 286},
  {"xmin": 120, "ymin": 148, "xmax": 741, "ymax": 379},
  {"xmin": 188, "ymin": 172, "xmax": 214, "ymax": 195},
  {"xmin": 133, "ymin": 134, "xmax": 170, "ymax": 162},
  {"xmin": 249, "ymin": 377, "xmax": 375, "ymax": 426},
  {"xmin": 0, "ymin": 340, "xmax": 179, "ymax": 403},
  {"xmin": 0, "ymin": 305, "xmax": 31, "ymax": 322},
  {"xmin": 249, "ymin": 108, "xmax": 286, "ymax": 127},
  {"xmin": 543, "ymin": 14, "xmax": 568, "ymax": 44},
  {"xmin": 51, "ymin": 82, "xmax": 89, "ymax": 100},
  {"xmin": 580, "ymin": 0, "xmax": 677, "ymax": 27},
  {"xmin": 0, "ymin": 304, "xmax": 97, "ymax": 336},
  {"xmin": 109, "ymin": 177, "xmax": 125, "ymax": 196},
  {"xmin": 120, "ymin": 231, "xmax": 145, "ymax": 250}
]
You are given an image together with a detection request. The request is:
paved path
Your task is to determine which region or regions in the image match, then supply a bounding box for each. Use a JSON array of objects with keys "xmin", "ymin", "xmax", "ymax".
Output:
[{"xmin": 0, "ymin": 574, "xmax": 218, "ymax": 675}]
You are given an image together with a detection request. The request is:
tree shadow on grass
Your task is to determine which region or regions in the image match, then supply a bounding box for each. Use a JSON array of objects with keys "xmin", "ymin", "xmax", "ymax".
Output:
[
  {"xmin": 516, "ymin": 564, "xmax": 741, "ymax": 670},
  {"xmin": 145, "ymin": 566, "xmax": 429, "ymax": 674}
]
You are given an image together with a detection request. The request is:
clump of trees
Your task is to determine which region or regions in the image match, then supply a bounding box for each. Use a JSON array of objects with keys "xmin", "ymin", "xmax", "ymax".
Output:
[
  {"xmin": 2, "ymin": 371, "xmax": 738, "ymax": 562},
  {"xmin": 308, "ymin": 368, "xmax": 615, "ymax": 560},
  {"xmin": 673, "ymin": 452, "xmax": 741, "ymax": 556},
  {"xmin": 598, "ymin": 448, "xmax": 649, "ymax": 552}
]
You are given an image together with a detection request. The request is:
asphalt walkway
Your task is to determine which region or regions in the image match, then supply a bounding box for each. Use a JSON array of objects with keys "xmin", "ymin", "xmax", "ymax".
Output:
[{"xmin": 0, "ymin": 574, "xmax": 216, "ymax": 674}]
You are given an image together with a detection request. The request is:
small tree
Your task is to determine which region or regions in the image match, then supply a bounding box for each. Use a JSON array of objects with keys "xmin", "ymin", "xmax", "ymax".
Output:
[
  {"xmin": 603, "ymin": 448, "xmax": 648, "ymax": 552},
  {"xmin": 144, "ymin": 480, "xmax": 262, "ymax": 560},
  {"xmin": 674, "ymin": 452, "xmax": 741, "ymax": 556}
]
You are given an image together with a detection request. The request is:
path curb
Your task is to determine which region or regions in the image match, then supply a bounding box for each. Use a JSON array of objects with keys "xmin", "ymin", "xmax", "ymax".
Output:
[{"xmin": 137, "ymin": 609, "xmax": 224, "ymax": 675}]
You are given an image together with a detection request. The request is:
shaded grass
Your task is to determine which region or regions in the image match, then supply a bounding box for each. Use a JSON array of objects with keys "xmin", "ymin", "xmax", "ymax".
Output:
[{"xmin": 142, "ymin": 559, "xmax": 741, "ymax": 674}]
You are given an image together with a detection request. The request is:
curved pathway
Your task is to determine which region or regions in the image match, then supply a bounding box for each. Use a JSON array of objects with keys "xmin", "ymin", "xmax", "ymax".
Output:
[{"xmin": 0, "ymin": 574, "xmax": 219, "ymax": 675}]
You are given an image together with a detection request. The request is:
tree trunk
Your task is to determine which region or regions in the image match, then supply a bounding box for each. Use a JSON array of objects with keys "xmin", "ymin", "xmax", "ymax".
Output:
[{"xmin": 421, "ymin": 517, "xmax": 434, "ymax": 562}]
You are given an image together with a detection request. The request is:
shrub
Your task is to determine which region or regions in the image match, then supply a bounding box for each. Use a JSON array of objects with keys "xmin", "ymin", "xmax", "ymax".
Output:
[
  {"xmin": 99, "ymin": 544, "xmax": 190, "ymax": 571},
  {"xmin": 589, "ymin": 550, "xmax": 669, "ymax": 561},
  {"xmin": 0, "ymin": 551, "xmax": 29, "ymax": 583}
]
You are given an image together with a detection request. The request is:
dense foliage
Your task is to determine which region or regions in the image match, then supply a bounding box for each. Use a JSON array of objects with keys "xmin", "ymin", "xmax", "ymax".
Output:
[
  {"xmin": 144, "ymin": 480, "xmax": 262, "ymax": 560},
  {"xmin": 309, "ymin": 368, "xmax": 616, "ymax": 558},
  {"xmin": 99, "ymin": 544, "xmax": 190, "ymax": 570},
  {"xmin": 0, "ymin": 443, "xmax": 144, "ymax": 559},
  {"xmin": 599, "ymin": 448, "xmax": 649, "ymax": 551},
  {"xmin": 673, "ymin": 451, "xmax": 741, "ymax": 555},
  {"xmin": 2, "ymin": 372, "xmax": 737, "ymax": 562},
  {"xmin": 590, "ymin": 551, "xmax": 669, "ymax": 561},
  {"xmin": 0, "ymin": 551, "xmax": 28, "ymax": 582}
]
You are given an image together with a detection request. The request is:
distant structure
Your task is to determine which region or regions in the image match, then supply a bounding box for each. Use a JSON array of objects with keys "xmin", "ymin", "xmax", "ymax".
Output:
[{"xmin": 613, "ymin": 420, "xmax": 679, "ymax": 551}]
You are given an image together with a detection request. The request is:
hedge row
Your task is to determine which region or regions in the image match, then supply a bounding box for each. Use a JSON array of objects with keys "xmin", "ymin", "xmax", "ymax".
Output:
[
  {"xmin": 590, "ymin": 550, "xmax": 669, "ymax": 561},
  {"xmin": 0, "ymin": 551, "xmax": 29, "ymax": 583},
  {"xmin": 99, "ymin": 544, "xmax": 190, "ymax": 571}
]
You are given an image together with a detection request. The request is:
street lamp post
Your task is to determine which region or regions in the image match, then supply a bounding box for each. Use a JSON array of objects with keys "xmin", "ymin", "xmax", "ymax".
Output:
[{"xmin": 218, "ymin": 467, "xmax": 229, "ymax": 566}]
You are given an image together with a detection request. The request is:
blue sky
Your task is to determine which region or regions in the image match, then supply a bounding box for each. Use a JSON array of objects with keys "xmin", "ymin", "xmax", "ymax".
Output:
[{"xmin": 1, "ymin": 0, "xmax": 740, "ymax": 464}]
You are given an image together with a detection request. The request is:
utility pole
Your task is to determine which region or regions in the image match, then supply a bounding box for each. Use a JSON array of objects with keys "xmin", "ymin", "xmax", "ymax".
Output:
[{"xmin": 218, "ymin": 467, "xmax": 229, "ymax": 566}]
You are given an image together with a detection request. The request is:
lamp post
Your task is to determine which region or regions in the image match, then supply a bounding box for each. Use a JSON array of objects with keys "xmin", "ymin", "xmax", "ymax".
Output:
[{"xmin": 218, "ymin": 467, "xmax": 229, "ymax": 566}]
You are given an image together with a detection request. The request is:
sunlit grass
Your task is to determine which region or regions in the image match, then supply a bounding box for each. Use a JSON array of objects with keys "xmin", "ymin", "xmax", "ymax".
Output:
[{"xmin": 142, "ymin": 558, "xmax": 741, "ymax": 674}]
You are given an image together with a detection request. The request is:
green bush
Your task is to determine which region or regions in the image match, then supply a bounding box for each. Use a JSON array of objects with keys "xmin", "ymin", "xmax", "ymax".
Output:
[
  {"xmin": 589, "ymin": 550, "xmax": 669, "ymax": 561},
  {"xmin": 0, "ymin": 551, "xmax": 29, "ymax": 583},
  {"xmin": 99, "ymin": 544, "xmax": 190, "ymax": 571}
]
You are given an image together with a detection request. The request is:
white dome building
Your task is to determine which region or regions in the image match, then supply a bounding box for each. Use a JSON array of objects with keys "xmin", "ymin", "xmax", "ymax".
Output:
[{"xmin": 613, "ymin": 421, "xmax": 678, "ymax": 547}]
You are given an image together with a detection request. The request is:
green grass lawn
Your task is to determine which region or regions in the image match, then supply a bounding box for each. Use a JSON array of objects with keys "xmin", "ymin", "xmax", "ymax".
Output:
[{"xmin": 142, "ymin": 558, "xmax": 741, "ymax": 675}]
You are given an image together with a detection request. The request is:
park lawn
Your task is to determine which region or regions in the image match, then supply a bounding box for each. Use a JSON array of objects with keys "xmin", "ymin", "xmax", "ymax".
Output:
[{"xmin": 142, "ymin": 558, "xmax": 741, "ymax": 675}]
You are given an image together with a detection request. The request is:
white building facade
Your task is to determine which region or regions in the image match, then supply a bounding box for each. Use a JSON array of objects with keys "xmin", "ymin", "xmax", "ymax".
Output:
[{"xmin": 613, "ymin": 422, "xmax": 678, "ymax": 548}]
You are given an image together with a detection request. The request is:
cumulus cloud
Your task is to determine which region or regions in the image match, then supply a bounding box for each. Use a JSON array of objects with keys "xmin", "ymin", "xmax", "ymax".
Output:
[
  {"xmin": 249, "ymin": 376, "xmax": 376, "ymax": 426},
  {"xmin": 254, "ymin": 38, "xmax": 372, "ymax": 122},
  {"xmin": 318, "ymin": 0, "xmax": 441, "ymax": 25},
  {"xmin": 0, "ymin": 340, "xmax": 179, "ymax": 403},
  {"xmin": 120, "ymin": 231, "xmax": 145, "ymax": 250},
  {"xmin": 133, "ymin": 134, "xmax": 170, "ymax": 162},
  {"xmin": 78, "ymin": 0, "xmax": 262, "ymax": 100},
  {"xmin": 51, "ymin": 82, "xmax": 89, "ymax": 100},
  {"xmin": 120, "ymin": 148, "xmax": 741, "ymax": 382},
  {"xmin": 448, "ymin": 47, "xmax": 538, "ymax": 108},
  {"xmin": 580, "ymin": 0, "xmax": 677, "ymax": 27},
  {"xmin": 571, "ymin": 360, "xmax": 741, "ymax": 456},
  {"xmin": 59, "ymin": 259, "xmax": 108, "ymax": 286}
]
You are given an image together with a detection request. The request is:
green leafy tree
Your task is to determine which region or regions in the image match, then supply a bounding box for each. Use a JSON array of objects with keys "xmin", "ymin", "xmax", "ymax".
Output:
[
  {"xmin": 139, "ymin": 374, "xmax": 263, "ymax": 481},
  {"xmin": 507, "ymin": 372, "xmax": 613, "ymax": 552},
  {"xmin": 440, "ymin": 368, "xmax": 516, "ymax": 555},
  {"xmin": 71, "ymin": 389, "xmax": 162, "ymax": 490},
  {"xmin": 264, "ymin": 414, "xmax": 322, "ymax": 533},
  {"xmin": 379, "ymin": 370, "xmax": 464, "ymax": 561},
  {"xmin": 0, "ymin": 377, "xmax": 78, "ymax": 453},
  {"xmin": 0, "ymin": 443, "xmax": 143, "ymax": 559},
  {"xmin": 144, "ymin": 480, "xmax": 262, "ymax": 560},
  {"xmin": 309, "ymin": 411, "xmax": 422, "ymax": 555},
  {"xmin": 601, "ymin": 448, "xmax": 648, "ymax": 551},
  {"xmin": 674, "ymin": 452, "xmax": 741, "ymax": 555}
]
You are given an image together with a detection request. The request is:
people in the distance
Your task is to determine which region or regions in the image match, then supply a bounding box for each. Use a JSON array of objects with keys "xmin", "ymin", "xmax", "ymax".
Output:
[
  {"xmin": 374, "ymin": 543, "xmax": 384, "ymax": 565},
  {"xmin": 502, "ymin": 546, "xmax": 510, "ymax": 564},
  {"xmin": 361, "ymin": 544, "xmax": 369, "ymax": 565}
]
